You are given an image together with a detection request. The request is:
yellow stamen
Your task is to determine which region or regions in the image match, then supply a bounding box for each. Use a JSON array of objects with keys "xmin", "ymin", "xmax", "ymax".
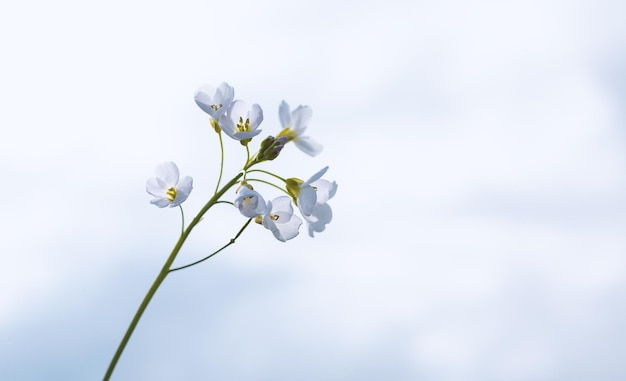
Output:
[
  {"xmin": 277, "ymin": 127, "xmax": 297, "ymax": 141},
  {"xmin": 236, "ymin": 116, "xmax": 251, "ymax": 133},
  {"xmin": 166, "ymin": 187, "xmax": 177, "ymax": 202}
]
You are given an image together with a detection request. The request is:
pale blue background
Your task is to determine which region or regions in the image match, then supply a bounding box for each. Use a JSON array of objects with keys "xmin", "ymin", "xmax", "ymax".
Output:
[{"xmin": 1, "ymin": 0, "xmax": 626, "ymax": 380}]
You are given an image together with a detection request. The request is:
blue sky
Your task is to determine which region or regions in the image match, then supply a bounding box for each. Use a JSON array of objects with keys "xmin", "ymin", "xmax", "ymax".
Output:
[{"xmin": 1, "ymin": 0, "xmax": 626, "ymax": 380}]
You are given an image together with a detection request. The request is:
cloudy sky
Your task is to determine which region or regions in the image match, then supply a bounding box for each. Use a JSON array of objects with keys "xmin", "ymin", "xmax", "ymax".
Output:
[{"xmin": 2, "ymin": 0, "xmax": 626, "ymax": 380}]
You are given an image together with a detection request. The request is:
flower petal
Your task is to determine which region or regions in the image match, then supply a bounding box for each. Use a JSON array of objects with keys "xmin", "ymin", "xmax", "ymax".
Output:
[
  {"xmin": 155, "ymin": 162, "xmax": 179, "ymax": 187},
  {"xmin": 228, "ymin": 100, "xmax": 248, "ymax": 119},
  {"xmin": 249, "ymin": 104, "xmax": 263, "ymax": 129},
  {"xmin": 219, "ymin": 114, "xmax": 236, "ymax": 137},
  {"xmin": 297, "ymin": 186, "xmax": 317, "ymax": 216},
  {"xmin": 270, "ymin": 196, "xmax": 294, "ymax": 218},
  {"xmin": 310, "ymin": 179, "xmax": 337, "ymax": 204},
  {"xmin": 271, "ymin": 214, "xmax": 302, "ymax": 242},
  {"xmin": 234, "ymin": 187, "xmax": 266, "ymax": 217},
  {"xmin": 294, "ymin": 136, "xmax": 323, "ymax": 157},
  {"xmin": 278, "ymin": 100, "xmax": 292, "ymax": 128},
  {"xmin": 150, "ymin": 197, "xmax": 171, "ymax": 208},
  {"xmin": 215, "ymin": 82, "xmax": 234, "ymax": 107},
  {"xmin": 306, "ymin": 203, "xmax": 333, "ymax": 237},
  {"xmin": 146, "ymin": 177, "xmax": 166, "ymax": 197},
  {"xmin": 170, "ymin": 176, "xmax": 193, "ymax": 207},
  {"xmin": 305, "ymin": 166, "xmax": 329, "ymax": 185},
  {"xmin": 291, "ymin": 105, "xmax": 312, "ymax": 133},
  {"xmin": 194, "ymin": 85, "xmax": 218, "ymax": 117}
]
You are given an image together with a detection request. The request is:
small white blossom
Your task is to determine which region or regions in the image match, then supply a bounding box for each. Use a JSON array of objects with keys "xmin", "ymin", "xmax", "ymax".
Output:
[
  {"xmin": 194, "ymin": 82, "xmax": 235, "ymax": 120},
  {"xmin": 146, "ymin": 162, "xmax": 193, "ymax": 208},
  {"xmin": 303, "ymin": 179, "xmax": 337, "ymax": 237},
  {"xmin": 286, "ymin": 166, "xmax": 329, "ymax": 217},
  {"xmin": 261, "ymin": 197, "xmax": 302, "ymax": 242},
  {"xmin": 277, "ymin": 100, "xmax": 322, "ymax": 156},
  {"xmin": 234, "ymin": 187, "xmax": 266, "ymax": 218},
  {"xmin": 219, "ymin": 100, "xmax": 263, "ymax": 143},
  {"xmin": 304, "ymin": 203, "xmax": 333, "ymax": 237}
]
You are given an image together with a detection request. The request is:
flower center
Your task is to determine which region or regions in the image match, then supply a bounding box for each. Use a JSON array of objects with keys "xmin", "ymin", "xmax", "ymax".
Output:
[
  {"xmin": 236, "ymin": 116, "xmax": 252, "ymax": 133},
  {"xmin": 166, "ymin": 187, "xmax": 177, "ymax": 202},
  {"xmin": 243, "ymin": 195, "xmax": 256, "ymax": 207},
  {"xmin": 270, "ymin": 214, "xmax": 280, "ymax": 221},
  {"xmin": 277, "ymin": 127, "xmax": 297, "ymax": 141}
]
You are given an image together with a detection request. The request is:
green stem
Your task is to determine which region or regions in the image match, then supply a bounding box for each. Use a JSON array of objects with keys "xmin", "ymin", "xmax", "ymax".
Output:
[
  {"xmin": 169, "ymin": 218, "xmax": 253, "ymax": 273},
  {"xmin": 179, "ymin": 205, "xmax": 185, "ymax": 235},
  {"xmin": 247, "ymin": 168, "xmax": 286, "ymax": 183},
  {"xmin": 246, "ymin": 178, "xmax": 288, "ymax": 194},
  {"xmin": 214, "ymin": 132, "xmax": 225, "ymax": 195},
  {"xmin": 103, "ymin": 172, "xmax": 243, "ymax": 381}
]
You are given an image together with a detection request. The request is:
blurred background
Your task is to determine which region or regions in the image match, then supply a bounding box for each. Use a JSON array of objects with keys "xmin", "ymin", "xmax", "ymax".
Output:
[{"xmin": 1, "ymin": 0, "xmax": 625, "ymax": 380}]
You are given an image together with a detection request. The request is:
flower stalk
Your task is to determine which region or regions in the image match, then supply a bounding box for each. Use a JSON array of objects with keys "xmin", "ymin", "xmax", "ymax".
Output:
[
  {"xmin": 104, "ymin": 81, "xmax": 337, "ymax": 380},
  {"xmin": 103, "ymin": 173, "xmax": 242, "ymax": 381}
]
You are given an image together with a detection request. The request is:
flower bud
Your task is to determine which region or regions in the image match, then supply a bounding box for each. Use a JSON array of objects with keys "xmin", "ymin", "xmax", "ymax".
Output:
[{"xmin": 257, "ymin": 136, "xmax": 289, "ymax": 162}]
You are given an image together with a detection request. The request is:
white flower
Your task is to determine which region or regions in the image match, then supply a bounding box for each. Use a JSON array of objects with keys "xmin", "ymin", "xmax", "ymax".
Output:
[
  {"xmin": 261, "ymin": 196, "xmax": 302, "ymax": 242},
  {"xmin": 219, "ymin": 100, "xmax": 263, "ymax": 144},
  {"xmin": 286, "ymin": 166, "xmax": 329, "ymax": 217},
  {"xmin": 146, "ymin": 162, "xmax": 193, "ymax": 208},
  {"xmin": 234, "ymin": 187, "xmax": 266, "ymax": 218},
  {"xmin": 303, "ymin": 179, "xmax": 337, "ymax": 237},
  {"xmin": 304, "ymin": 202, "xmax": 333, "ymax": 237},
  {"xmin": 194, "ymin": 82, "xmax": 235, "ymax": 120},
  {"xmin": 277, "ymin": 100, "xmax": 323, "ymax": 156}
]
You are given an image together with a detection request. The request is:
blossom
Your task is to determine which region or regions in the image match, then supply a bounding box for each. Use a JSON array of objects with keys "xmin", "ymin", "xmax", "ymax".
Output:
[
  {"xmin": 219, "ymin": 100, "xmax": 263, "ymax": 144},
  {"xmin": 234, "ymin": 187, "xmax": 266, "ymax": 218},
  {"xmin": 256, "ymin": 135, "xmax": 289, "ymax": 162},
  {"xmin": 260, "ymin": 196, "xmax": 302, "ymax": 242},
  {"xmin": 303, "ymin": 179, "xmax": 337, "ymax": 237},
  {"xmin": 194, "ymin": 82, "xmax": 235, "ymax": 120},
  {"xmin": 285, "ymin": 166, "xmax": 329, "ymax": 216},
  {"xmin": 277, "ymin": 100, "xmax": 322, "ymax": 156},
  {"xmin": 146, "ymin": 162, "xmax": 193, "ymax": 208}
]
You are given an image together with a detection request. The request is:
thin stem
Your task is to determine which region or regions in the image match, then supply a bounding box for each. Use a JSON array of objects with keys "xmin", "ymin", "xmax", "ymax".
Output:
[
  {"xmin": 246, "ymin": 178, "xmax": 288, "ymax": 194},
  {"xmin": 247, "ymin": 168, "xmax": 286, "ymax": 183},
  {"xmin": 179, "ymin": 206, "xmax": 185, "ymax": 235},
  {"xmin": 168, "ymin": 218, "xmax": 253, "ymax": 273},
  {"xmin": 103, "ymin": 172, "xmax": 243, "ymax": 381},
  {"xmin": 214, "ymin": 132, "xmax": 225, "ymax": 195}
]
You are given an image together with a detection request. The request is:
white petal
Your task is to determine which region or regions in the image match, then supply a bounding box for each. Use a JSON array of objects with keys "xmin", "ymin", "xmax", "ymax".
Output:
[
  {"xmin": 218, "ymin": 114, "xmax": 236, "ymax": 138},
  {"xmin": 216, "ymin": 82, "xmax": 234, "ymax": 107},
  {"xmin": 305, "ymin": 166, "xmax": 329, "ymax": 185},
  {"xmin": 155, "ymin": 162, "xmax": 179, "ymax": 186},
  {"xmin": 228, "ymin": 100, "xmax": 248, "ymax": 119},
  {"xmin": 278, "ymin": 100, "xmax": 292, "ymax": 128},
  {"xmin": 233, "ymin": 130, "xmax": 263, "ymax": 141},
  {"xmin": 194, "ymin": 86, "xmax": 218, "ymax": 117},
  {"xmin": 272, "ymin": 215, "xmax": 302, "ymax": 242},
  {"xmin": 291, "ymin": 105, "xmax": 312, "ymax": 133},
  {"xmin": 271, "ymin": 196, "xmax": 293, "ymax": 214},
  {"xmin": 294, "ymin": 136, "xmax": 323, "ymax": 157},
  {"xmin": 235, "ymin": 188, "xmax": 266, "ymax": 217},
  {"xmin": 146, "ymin": 177, "xmax": 166, "ymax": 197},
  {"xmin": 249, "ymin": 104, "xmax": 263, "ymax": 129},
  {"xmin": 267, "ymin": 196, "xmax": 294, "ymax": 221},
  {"xmin": 150, "ymin": 197, "xmax": 171, "ymax": 208},
  {"xmin": 171, "ymin": 176, "xmax": 193, "ymax": 206},
  {"xmin": 306, "ymin": 203, "xmax": 333, "ymax": 236},
  {"xmin": 310, "ymin": 179, "xmax": 337, "ymax": 204},
  {"xmin": 297, "ymin": 186, "xmax": 317, "ymax": 216}
]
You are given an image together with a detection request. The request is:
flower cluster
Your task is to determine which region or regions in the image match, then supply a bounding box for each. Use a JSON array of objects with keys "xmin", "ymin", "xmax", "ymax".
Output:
[
  {"xmin": 109, "ymin": 81, "xmax": 338, "ymax": 381},
  {"xmin": 146, "ymin": 81, "xmax": 337, "ymax": 243}
]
